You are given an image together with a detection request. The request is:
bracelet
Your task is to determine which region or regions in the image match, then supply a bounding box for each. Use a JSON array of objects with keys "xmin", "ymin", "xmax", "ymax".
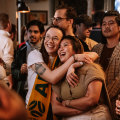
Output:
[
  {"xmin": 72, "ymin": 55, "xmax": 76, "ymax": 62},
  {"xmin": 65, "ymin": 100, "xmax": 71, "ymax": 107}
]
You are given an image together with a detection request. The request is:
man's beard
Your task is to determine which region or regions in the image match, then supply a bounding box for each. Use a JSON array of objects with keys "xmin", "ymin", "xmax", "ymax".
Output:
[{"xmin": 30, "ymin": 36, "xmax": 37, "ymax": 45}]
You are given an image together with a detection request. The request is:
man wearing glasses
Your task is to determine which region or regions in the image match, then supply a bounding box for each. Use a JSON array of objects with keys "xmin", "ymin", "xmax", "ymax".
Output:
[
  {"xmin": 52, "ymin": 5, "xmax": 89, "ymax": 51},
  {"xmin": 52, "ymin": 5, "xmax": 77, "ymax": 36}
]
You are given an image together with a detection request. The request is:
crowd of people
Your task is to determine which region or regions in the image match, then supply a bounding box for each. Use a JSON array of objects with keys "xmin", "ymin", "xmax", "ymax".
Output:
[{"xmin": 0, "ymin": 4, "xmax": 120, "ymax": 120}]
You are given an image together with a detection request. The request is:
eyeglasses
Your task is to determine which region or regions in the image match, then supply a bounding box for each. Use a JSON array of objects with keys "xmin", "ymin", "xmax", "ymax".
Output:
[
  {"xmin": 44, "ymin": 35, "xmax": 59, "ymax": 42},
  {"xmin": 51, "ymin": 17, "xmax": 67, "ymax": 23}
]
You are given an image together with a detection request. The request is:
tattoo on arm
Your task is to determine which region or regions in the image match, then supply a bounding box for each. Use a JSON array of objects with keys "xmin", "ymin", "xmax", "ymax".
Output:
[{"xmin": 35, "ymin": 63, "xmax": 46, "ymax": 75}]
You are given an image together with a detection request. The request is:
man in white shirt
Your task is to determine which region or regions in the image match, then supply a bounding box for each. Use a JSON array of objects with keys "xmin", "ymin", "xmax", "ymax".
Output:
[
  {"xmin": 11, "ymin": 20, "xmax": 45, "ymax": 100},
  {"xmin": 0, "ymin": 13, "xmax": 14, "ymax": 88}
]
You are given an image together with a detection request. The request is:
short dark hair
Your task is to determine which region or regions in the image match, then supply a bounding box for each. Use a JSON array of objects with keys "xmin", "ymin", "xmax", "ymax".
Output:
[
  {"xmin": 26, "ymin": 20, "xmax": 45, "ymax": 34},
  {"xmin": 56, "ymin": 5, "xmax": 77, "ymax": 20},
  {"xmin": 45, "ymin": 25, "xmax": 65, "ymax": 37},
  {"xmin": 40, "ymin": 25, "xmax": 65, "ymax": 64},
  {"xmin": 56, "ymin": 5, "xmax": 77, "ymax": 33},
  {"xmin": 101, "ymin": 10, "xmax": 120, "ymax": 26},
  {"xmin": 61, "ymin": 35, "xmax": 84, "ymax": 54},
  {"xmin": 75, "ymin": 14, "xmax": 93, "ymax": 28},
  {"xmin": 0, "ymin": 13, "xmax": 9, "ymax": 29},
  {"xmin": 101, "ymin": 10, "xmax": 120, "ymax": 44}
]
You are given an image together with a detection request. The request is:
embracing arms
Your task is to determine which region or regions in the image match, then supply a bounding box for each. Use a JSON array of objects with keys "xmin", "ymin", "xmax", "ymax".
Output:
[
  {"xmin": 51, "ymin": 91, "xmax": 82, "ymax": 117},
  {"xmin": 63, "ymin": 81, "xmax": 102, "ymax": 111},
  {"xmin": 29, "ymin": 50, "xmax": 93, "ymax": 84},
  {"xmin": 30, "ymin": 55, "xmax": 77, "ymax": 84},
  {"xmin": 52, "ymin": 80, "xmax": 102, "ymax": 116}
]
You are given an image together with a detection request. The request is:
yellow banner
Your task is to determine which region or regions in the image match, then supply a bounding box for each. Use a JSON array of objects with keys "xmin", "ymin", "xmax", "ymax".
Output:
[
  {"xmin": 27, "ymin": 76, "xmax": 51, "ymax": 120},
  {"xmin": 27, "ymin": 56, "xmax": 59, "ymax": 120}
]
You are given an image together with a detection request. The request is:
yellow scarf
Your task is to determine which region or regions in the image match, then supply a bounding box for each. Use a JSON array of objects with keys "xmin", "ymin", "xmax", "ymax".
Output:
[{"xmin": 27, "ymin": 56, "xmax": 59, "ymax": 120}]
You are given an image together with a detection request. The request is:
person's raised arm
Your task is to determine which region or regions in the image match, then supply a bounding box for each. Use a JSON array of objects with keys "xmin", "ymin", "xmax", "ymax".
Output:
[
  {"xmin": 29, "ymin": 50, "xmax": 92, "ymax": 84},
  {"xmin": 31, "ymin": 55, "xmax": 77, "ymax": 84},
  {"xmin": 66, "ymin": 52, "xmax": 99, "ymax": 87},
  {"xmin": 84, "ymin": 52, "xmax": 99, "ymax": 62}
]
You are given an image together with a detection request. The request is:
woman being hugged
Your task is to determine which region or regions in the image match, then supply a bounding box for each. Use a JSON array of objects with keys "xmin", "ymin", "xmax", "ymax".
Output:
[{"xmin": 52, "ymin": 35, "xmax": 112, "ymax": 120}]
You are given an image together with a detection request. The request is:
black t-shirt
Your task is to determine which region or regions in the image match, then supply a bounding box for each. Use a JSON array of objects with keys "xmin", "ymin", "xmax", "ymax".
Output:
[
  {"xmin": 75, "ymin": 36, "xmax": 90, "ymax": 52},
  {"xmin": 80, "ymin": 39, "xmax": 90, "ymax": 52},
  {"xmin": 100, "ymin": 45, "xmax": 115, "ymax": 71}
]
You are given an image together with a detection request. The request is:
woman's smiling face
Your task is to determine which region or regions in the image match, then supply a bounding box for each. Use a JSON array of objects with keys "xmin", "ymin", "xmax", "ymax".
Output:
[
  {"xmin": 44, "ymin": 28, "xmax": 63, "ymax": 56},
  {"xmin": 58, "ymin": 39, "xmax": 75, "ymax": 63}
]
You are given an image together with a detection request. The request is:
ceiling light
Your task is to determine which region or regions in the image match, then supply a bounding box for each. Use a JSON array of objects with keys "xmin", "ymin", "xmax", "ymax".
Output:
[{"xmin": 18, "ymin": 1, "xmax": 30, "ymax": 13}]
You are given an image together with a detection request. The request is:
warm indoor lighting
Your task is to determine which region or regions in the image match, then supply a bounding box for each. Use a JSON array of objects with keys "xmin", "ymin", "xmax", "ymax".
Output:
[{"xmin": 18, "ymin": 1, "xmax": 30, "ymax": 13}]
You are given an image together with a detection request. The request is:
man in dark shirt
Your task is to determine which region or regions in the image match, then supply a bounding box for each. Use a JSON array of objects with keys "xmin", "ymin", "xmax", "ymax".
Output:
[
  {"xmin": 52, "ymin": 5, "xmax": 89, "ymax": 51},
  {"xmin": 92, "ymin": 10, "xmax": 120, "ymax": 120},
  {"xmin": 11, "ymin": 20, "xmax": 45, "ymax": 100}
]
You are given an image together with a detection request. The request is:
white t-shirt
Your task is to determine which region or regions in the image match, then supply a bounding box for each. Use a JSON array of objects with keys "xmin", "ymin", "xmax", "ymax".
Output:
[
  {"xmin": 0, "ymin": 65, "xmax": 6, "ymax": 80},
  {"xmin": 0, "ymin": 30, "xmax": 14, "ymax": 75},
  {"xmin": 26, "ymin": 49, "xmax": 44, "ymax": 105},
  {"xmin": 0, "ymin": 30, "xmax": 14, "ymax": 84}
]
